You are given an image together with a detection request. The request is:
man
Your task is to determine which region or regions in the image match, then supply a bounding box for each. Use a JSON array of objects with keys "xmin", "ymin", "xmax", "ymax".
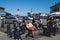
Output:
[
  {"xmin": 47, "ymin": 16, "xmax": 53, "ymax": 37},
  {"xmin": 52, "ymin": 17, "xmax": 57, "ymax": 36}
]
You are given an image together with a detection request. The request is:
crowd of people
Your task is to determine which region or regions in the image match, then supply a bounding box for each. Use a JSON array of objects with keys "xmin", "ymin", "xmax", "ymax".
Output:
[{"xmin": 7, "ymin": 16, "xmax": 58, "ymax": 40}]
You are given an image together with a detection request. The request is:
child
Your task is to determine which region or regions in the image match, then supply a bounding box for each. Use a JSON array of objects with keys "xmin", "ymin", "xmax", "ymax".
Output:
[{"xmin": 15, "ymin": 27, "xmax": 22, "ymax": 40}]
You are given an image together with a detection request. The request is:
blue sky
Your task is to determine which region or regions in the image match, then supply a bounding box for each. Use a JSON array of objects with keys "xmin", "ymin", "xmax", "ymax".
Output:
[{"xmin": 0, "ymin": 0, "xmax": 60, "ymax": 16}]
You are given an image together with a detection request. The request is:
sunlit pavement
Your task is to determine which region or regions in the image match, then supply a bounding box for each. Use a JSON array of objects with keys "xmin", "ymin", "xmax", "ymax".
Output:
[
  {"xmin": 0, "ymin": 32, "xmax": 13, "ymax": 40},
  {"xmin": 0, "ymin": 31, "xmax": 60, "ymax": 40}
]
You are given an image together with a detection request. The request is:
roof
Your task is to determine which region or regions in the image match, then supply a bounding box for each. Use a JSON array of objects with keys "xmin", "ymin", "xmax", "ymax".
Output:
[
  {"xmin": 50, "ymin": 2, "xmax": 60, "ymax": 8},
  {"xmin": 0, "ymin": 7, "xmax": 5, "ymax": 10},
  {"xmin": 0, "ymin": 12, "xmax": 12, "ymax": 17}
]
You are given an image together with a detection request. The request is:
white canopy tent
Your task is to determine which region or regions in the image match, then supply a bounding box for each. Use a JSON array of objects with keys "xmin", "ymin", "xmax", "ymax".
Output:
[{"xmin": 50, "ymin": 12, "xmax": 60, "ymax": 16}]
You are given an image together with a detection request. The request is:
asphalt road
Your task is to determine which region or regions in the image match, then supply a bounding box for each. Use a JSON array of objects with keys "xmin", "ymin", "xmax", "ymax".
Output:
[
  {"xmin": 0, "ymin": 32, "xmax": 13, "ymax": 40},
  {"xmin": 0, "ymin": 31, "xmax": 60, "ymax": 40}
]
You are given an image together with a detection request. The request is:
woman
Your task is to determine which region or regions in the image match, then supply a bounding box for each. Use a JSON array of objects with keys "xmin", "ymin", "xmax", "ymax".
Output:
[{"xmin": 26, "ymin": 21, "xmax": 35, "ymax": 38}]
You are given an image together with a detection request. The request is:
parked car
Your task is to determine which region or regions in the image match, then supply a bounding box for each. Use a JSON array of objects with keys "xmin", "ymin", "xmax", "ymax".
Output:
[{"xmin": 4, "ymin": 15, "xmax": 19, "ymax": 24}]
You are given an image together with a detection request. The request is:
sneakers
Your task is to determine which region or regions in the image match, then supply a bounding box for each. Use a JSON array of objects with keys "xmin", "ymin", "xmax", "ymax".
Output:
[
  {"xmin": 15, "ymin": 39, "xmax": 22, "ymax": 40},
  {"xmin": 10, "ymin": 36, "xmax": 14, "ymax": 39}
]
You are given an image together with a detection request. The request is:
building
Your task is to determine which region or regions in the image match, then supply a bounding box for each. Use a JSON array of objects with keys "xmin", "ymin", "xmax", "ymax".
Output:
[
  {"xmin": 0, "ymin": 7, "xmax": 5, "ymax": 27},
  {"xmin": 0, "ymin": 7, "xmax": 5, "ymax": 12},
  {"xmin": 50, "ymin": 2, "xmax": 60, "ymax": 19},
  {"xmin": 50, "ymin": 2, "xmax": 60, "ymax": 13},
  {"xmin": 50, "ymin": 2, "xmax": 60, "ymax": 28},
  {"xmin": 28, "ymin": 12, "xmax": 32, "ymax": 17},
  {"xmin": 0, "ymin": 7, "xmax": 6, "ymax": 16}
]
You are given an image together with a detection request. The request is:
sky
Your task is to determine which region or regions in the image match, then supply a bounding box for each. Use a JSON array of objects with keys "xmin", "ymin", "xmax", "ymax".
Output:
[{"xmin": 0, "ymin": 0, "xmax": 60, "ymax": 16}]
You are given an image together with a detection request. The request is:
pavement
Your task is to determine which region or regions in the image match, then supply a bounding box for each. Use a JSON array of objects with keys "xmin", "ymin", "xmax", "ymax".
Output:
[
  {"xmin": 25, "ymin": 31, "xmax": 60, "ymax": 40},
  {"xmin": 0, "ymin": 31, "xmax": 60, "ymax": 40},
  {"xmin": 0, "ymin": 32, "xmax": 13, "ymax": 40}
]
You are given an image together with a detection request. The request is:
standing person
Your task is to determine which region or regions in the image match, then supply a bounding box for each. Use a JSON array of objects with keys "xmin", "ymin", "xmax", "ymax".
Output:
[
  {"xmin": 15, "ymin": 27, "xmax": 22, "ymax": 40},
  {"xmin": 33, "ymin": 20, "xmax": 39, "ymax": 29},
  {"xmin": 9, "ymin": 26, "xmax": 15, "ymax": 38},
  {"xmin": 7, "ymin": 24, "xmax": 10, "ymax": 34},
  {"xmin": 13, "ymin": 21, "xmax": 18, "ymax": 40},
  {"xmin": 38, "ymin": 21, "xmax": 43, "ymax": 35},
  {"xmin": 52, "ymin": 17, "xmax": 57, "ymax": 36},
  {"xmin": 56, "ymin": 20, "xmax": 59, "ymax": 32},
  {"xmin": 47, "ymin": 16, "xmax": 53, "ymax": 37},
  {"xmin": 26, "ymin": 21, "xmax": 35, "ymax": 38},
  {"xmin": 20, "ymin": 22, "xmax": 26, "ymax": 34}
]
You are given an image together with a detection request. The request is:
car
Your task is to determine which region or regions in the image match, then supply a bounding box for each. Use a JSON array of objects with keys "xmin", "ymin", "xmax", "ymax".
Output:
[{"xmin": 4, "ymin": 15, "xmax": 19, "ymax": 24}]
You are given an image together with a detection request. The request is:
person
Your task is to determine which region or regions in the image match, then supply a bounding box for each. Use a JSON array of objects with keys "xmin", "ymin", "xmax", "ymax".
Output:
[
  {"xmin": 56, "ymin": 20, "xmax": 59, "ymax": 32},
  {"xmin": 20, "ymin": 22, "xmax": 26, "ymax": 34},
  {"xmin": 52, "ymin": 17, "xmax": 57, "ymax": 36},
  {"xmin": 9, "ymin": 26, "xmax": 15, "ymax": 38},
  {"xmin": 26, "ymin": 21, "xmax": 35, "ymax": 38},
  {"xmin": 13, "ymin": 21, "xmax": 19, "ymax": 40},
  {"xmin": 47, "ymin": 16, "xmax": 53, "ymax": 37},
  {"xmin": 15, "ymin": 27, "xmax": 22, "ymax": 40},
  {"xmin": 7, "ymin": 24, "xmax": 10, "ymax": 34},
  {"xmin": 38, "ymin": 21, "xmax": 43, "ymax": 35},
  {"xmin": 13, "ymin": 21, "xmax": 23, "ymax": 40},
  {"xmin": 33, "ymin": 21, "xmax": 39, "ymax": 29}
]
